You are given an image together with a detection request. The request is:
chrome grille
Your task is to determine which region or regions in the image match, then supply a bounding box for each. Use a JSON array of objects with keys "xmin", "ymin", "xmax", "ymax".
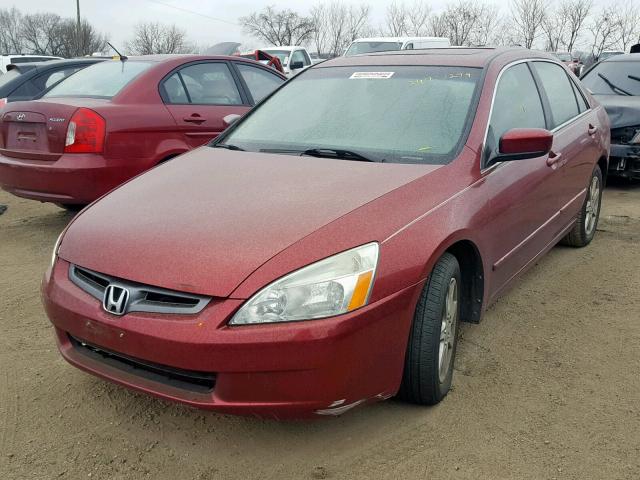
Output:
[{"xmin": 69, "ymin": 264, "xmax": 211, "ymax": 315}]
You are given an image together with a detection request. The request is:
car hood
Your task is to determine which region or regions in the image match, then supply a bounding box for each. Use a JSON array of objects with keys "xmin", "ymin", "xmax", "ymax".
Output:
[
  {"xmin": 58, "ymin": 148, "xmax": 437, "ymax": 298},
  {"xmin": 593, "ymin": 94, "xmax": 640, "ymax": 129}
]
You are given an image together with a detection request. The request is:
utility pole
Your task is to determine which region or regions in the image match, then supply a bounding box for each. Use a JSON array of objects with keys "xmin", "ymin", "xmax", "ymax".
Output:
[{"xmin": 76, "ymin": 0, "xmax": 81, "ymax": 55}]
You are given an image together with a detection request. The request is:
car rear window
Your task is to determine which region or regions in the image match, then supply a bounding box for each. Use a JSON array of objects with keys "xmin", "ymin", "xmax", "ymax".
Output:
[
  {"xmin": 44, "ymin": 61, "xmax": 153, "ymax": 99},
  {"xmin": 345, "ymin": 42, "xmax": 403, "ymax": 56},
  {"xmin": 0, "ymin": 68, "xmax": 21, "ymax": 89},
  {"xmin": 220, "ymin": 65, "xmax": 482, "ymax": 165}
]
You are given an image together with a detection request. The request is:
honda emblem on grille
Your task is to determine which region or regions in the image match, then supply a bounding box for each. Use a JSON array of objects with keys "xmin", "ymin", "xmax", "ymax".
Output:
[
  {"xmin": 103, "ymin": 285, "xmax": 130, "ymax": 316},
  {"xmin": 16, "ymin": 113, "xmax": 26, "ymax": 121}
]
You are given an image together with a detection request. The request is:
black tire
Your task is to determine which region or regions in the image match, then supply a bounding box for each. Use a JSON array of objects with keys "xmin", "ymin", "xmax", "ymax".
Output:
[
  {"xmin": 398, "ymin": 252, "xmax": 461, "ymax": 405},
  {"xmin": 56, "ymin": 203, "xmax": 85, "ymax": 213},
  {"xmin": 561, "ymin": 165, "xmax": 603, "ymax": 247}
]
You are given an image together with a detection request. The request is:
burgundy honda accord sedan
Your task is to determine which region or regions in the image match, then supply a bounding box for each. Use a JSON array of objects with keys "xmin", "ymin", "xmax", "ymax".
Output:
[{"xmin": 42, "ymin": 48, "xmax": 609, "ymax": 418}]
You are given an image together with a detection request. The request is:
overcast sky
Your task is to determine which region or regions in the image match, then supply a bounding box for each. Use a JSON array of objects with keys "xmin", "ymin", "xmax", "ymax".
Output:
[{"xmin": 11, "ymin": 0, "xmax": 616, "ymax": 51}]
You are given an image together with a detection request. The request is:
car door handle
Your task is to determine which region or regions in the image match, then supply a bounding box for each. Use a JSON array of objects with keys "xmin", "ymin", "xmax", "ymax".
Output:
[
  {"xmin": 588, "ymin": 124, "xmax": 598, "ymax": 135},
  {"xmin": 183, "ymin": 115, "xmax": 206, "ymax": 123},
  {"xmin": 546, "ymin": 151, "xmax": 562, "ymax": 167}
]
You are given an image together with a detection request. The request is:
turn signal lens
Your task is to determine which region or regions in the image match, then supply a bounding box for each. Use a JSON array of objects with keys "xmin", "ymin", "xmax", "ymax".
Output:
[
  {"xmin": 64, "ymin": 108, "xmax": 105, "ymax": 153},
  {"xmin": 0, "ymin": 98, "xmax": 7, "ymax": 108}
]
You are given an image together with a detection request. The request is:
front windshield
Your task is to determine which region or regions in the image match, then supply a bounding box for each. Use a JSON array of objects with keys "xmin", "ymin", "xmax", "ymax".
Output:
[
  {"xmin": 582, "ymin": 61, "xmax": 640, "ymax": 95},
  {"xmin": 262, "ymin": 50, "xmax": 289, "ymax": 66},
  {"xmin": 44, "ymin": 60, "xmax": 152, "ymax": 99},
  {"xmin": 218, "ymin": 65, "xmax": 482, "ymax": 164},
  {"xmin": 554, "ymin": 53, "xmax": 572, "ymax": 62},
  {"xmin": 345, "ymin": 42, "xmax": 403, "ymax": 56}
]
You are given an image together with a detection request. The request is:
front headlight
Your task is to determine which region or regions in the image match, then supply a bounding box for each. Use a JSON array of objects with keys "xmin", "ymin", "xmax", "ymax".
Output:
[{"xmin": 230, "ymin": 243, "xmax": 379, "ymax": 325}]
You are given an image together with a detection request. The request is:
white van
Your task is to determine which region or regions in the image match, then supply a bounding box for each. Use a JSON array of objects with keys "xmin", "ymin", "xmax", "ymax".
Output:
[
  {"xmin": 0, "ymin": 54, "xmax": 62, "ymax": 74},
  {"xmin": 344, "ymin": 37, "xmax": 450, "ymax": 57}
]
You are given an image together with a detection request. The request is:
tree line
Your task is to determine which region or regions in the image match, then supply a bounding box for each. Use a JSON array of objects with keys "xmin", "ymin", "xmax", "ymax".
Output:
[
  {"xmin": 0, "ymin": 7, "xmax": 194, "ymax": 57},
  {"xmin": 240, "ymin": 0, "xmax": 640, "ymax": 59},
  {"xmin": 3, "ymin": 1, "xmax": 637, "ymax": 60}
]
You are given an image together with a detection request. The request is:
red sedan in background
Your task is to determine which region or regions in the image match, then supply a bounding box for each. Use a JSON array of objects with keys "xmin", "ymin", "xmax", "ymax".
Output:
[
  {"xmin": 43, "ymin": 48, "xmax": 609, "ymax": 418},
  {"xmin": 0, "ymin": 55, "xmax": 285, "ymax": 208}
]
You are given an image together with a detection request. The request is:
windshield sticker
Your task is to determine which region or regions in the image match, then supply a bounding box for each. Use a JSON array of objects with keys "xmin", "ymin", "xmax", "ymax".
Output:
[{"xmin": 350, "ymin": 72, "xmax": 395, "ymax": 79}]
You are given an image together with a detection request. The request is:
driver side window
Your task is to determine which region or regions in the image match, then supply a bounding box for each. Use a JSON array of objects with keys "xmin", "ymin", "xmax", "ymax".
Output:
[{"xmin": 485, "ymin": 63, "xmax": 546, "ymax": 164}]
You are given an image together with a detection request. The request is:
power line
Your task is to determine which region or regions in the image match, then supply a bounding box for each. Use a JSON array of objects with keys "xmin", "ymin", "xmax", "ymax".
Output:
[{"xmin": 143, "ymin": 0, "xmax": 238, "ymax": 26}]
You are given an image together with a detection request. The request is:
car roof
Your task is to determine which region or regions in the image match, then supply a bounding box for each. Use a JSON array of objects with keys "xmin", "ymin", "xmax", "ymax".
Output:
[
  {"xmin": 319, "ymin": 47, "xmax": 550, "ymax": 69},
  {"xmin": 260, "ymin": 47, "xmax": 303, "ymax": 52},
  {"xmin": 602, "ymin": 53, "xmax": 640, "ymax": 62},
  {"xmin": 122, "ymin": 54, "xmax": 245, "ymax": 62},
  {"xmin": 352, "ymin": 37, "xmax": 449, "ymax": 43}
]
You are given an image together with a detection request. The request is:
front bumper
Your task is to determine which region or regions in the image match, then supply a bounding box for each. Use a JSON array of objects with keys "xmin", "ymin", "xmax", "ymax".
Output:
[
  {"xmin": 0, "ymin": 152, "xmax": 148, "ymax": 204},
  {"xmin": 42, "ymin": 259, "xmax": 421, "ymax": 418},
  {"xmin": 609, "ymin": 143, "xmax": 640, "ymax": 179}
]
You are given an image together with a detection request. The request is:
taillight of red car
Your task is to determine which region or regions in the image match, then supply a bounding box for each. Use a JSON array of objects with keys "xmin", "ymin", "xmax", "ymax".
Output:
[{"xmin": 64, "ymin": 108, "xmax": 106, "ymax": 153}]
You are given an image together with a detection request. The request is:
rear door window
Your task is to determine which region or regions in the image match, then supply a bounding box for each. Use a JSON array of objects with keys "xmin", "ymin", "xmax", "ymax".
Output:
[
  {"xmin": 488, "ymin": 63, "xmax": 546, "ymax": 148},
  {"xmin": 161, "ymin": 72, "xmax": 189, "ymax": 104},
  {"xmin": 176, "ymin": 63, "xmax": 242, "ymax": 105},
  {"xmin": 236, "ymin": 63, "xmax": 284, "ymax": 103},
  {"xmin": 570, "ymin": 79, "xmax": 589, "ymax": 112},
  {"xmin": 532, "ymin": 62, "xmax": 580, "ymax": 128}
]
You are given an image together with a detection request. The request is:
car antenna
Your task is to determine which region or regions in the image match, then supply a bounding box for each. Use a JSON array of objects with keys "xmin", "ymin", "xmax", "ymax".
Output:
[{"xmin": 107, "ymin": 42, "xmax": 128, "ymax": 61}]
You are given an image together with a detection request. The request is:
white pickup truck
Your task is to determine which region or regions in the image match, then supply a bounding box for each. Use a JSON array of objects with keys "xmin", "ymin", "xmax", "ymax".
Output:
[{"xmin": 260, "ymin": 46, "xmax": 313, "ymax": 78}]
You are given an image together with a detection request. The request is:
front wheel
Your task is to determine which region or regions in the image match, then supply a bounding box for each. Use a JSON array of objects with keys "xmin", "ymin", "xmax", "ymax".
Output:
[
  {"xmin": 398, "ymin": 252, "xmax": 461, "ymax": 405},
  {"xmin": 561, "ymin": 166, "xmax": 603, "ymax": 247}
]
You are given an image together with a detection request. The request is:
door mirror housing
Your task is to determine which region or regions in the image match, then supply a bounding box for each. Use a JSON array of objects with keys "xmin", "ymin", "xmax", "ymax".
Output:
[
  {"xmin": 223, "ymin": 114, "xmax": 242, "ymax": 127},
  {"xmin": 290, "ymin": 60, "xmax": 304, "ymax": 70},
  {"xmin": 495, "ymin": 128, "xmax": 553, "ymax": 162}
]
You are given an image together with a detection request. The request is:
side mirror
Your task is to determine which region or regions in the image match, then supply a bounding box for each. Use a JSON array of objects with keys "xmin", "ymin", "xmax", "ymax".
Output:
[
  {"xmin": 290, "ymin": 60, "xmax": 304, "ymax": 70},
  {"xmin": 223, "ymin": 114, "xmax": 241, "ymax": 127},
  {"xmin": 495, "ymin": 128, "xmax": 553, "ymax": 162}
]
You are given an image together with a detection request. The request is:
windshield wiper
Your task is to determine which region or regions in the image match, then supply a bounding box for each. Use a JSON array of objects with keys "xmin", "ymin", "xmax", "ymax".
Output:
[
  {"xmin": 260, "ymin": 147, "xmax": 380, "ymax": 162},
  {"xmin": 598, "ymin": 73, "xmax": 631, "ymax": 96},
  {"xmin": 213, "ymin": 143, "xmax": 245, "ymax": 151},
  {"xmin": 628, "ymin": 74, "xmax": 640, "ymax": 84},
  {"xmin": 302, "ymin": 148, "xmax": 379, "ymax": 162}
]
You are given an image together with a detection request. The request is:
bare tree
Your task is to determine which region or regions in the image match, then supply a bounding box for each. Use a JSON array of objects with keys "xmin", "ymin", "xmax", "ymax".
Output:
[
  {"xmin": 541, "ymin": 5, "xmax": 568, "ymax": 51},
  {"xmin": 561, "ymin": 0, "xmax": 592, "ymax": 53},
  {"xmin": 470, "ymin": 4, "xmax": 501, "ymax": 46},
  {"xmin": 21, "ymin": 13, "xmax": 64, "ymax": 55},
  {"xmin": 615, "ymin": 3, "xmax": 640, "ymax": 52},
  {"xmin": 427, "ymin": 12, "xmax": 449, "ymax": 37},
  {"xmin": 385, "ymin": 2, "xmax": 409, "ymax": 36},
  {"xmin": 56, "ymin": 19, "xmax": 108, "ymax": 57},
  {"xmin": 406, "ymin": 2, "xmax": 432, "ymax": 36},
  {"xmin": 311, "ymin": 2, "xmax": 370, "ymax": 56},
  {"xmin": 126, "ymin": 22, "xmax": 194, "ymax": 55},
  {"xmin": 510, "ymin": 0, "xmax": 547, "ymax": 49},
  {"xmin": 0, "ymin": 7, "xmax": 24, "ymax": 53},
  {"xmin": 443, "ymin": 0, "xmax": 484, "ymax": 46},
  {"xmin": 240, "ymin": 6, "xmax": 315, "ymax": 46},
  {"xmin": 589, "ymin": 7, "xmax": 620, "ymax": 58}
]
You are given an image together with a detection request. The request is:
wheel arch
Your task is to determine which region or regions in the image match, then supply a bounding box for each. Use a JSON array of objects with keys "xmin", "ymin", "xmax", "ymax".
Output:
[
  {"xmin": 445, "ymin": 240, "xmax": 484, "ymax": 324},
  {"xmin": 597, "ymin": 156, "xmax": 608, "ymax": 186}
]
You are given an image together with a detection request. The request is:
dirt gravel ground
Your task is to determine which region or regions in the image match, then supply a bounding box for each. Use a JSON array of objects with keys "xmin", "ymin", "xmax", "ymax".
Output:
[{"xmin": 1, "ymin": 182, "xmax": 639, "ymax": 480}]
